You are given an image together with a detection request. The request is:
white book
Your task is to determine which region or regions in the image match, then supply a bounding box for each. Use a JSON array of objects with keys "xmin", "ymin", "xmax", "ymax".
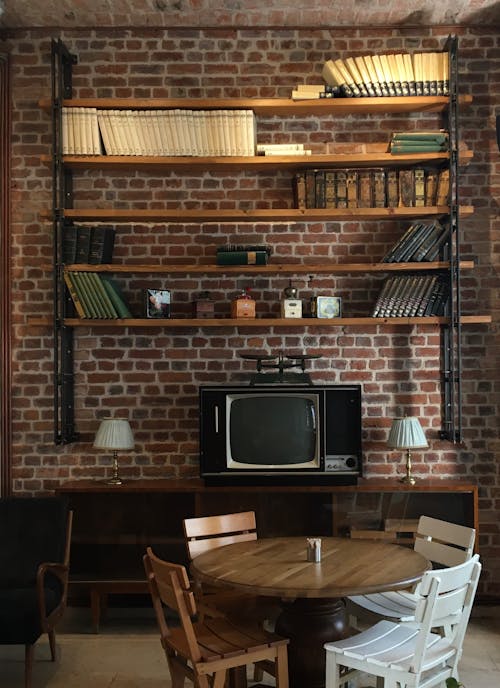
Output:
[
  {"xmin": 191, "ymin": 110, "xmax": 203, "ymax": 156},
  {"xmin": 90, "ymin": 108, "xmax": 102, "ymax": 155},
  {"xmin": 264, "ymin": 149, "xmax": 312, "ymax": 156},
  {"xmin": 245, "ymin": 110, "xmax": 256, "ymax": 156},
  {"xmin": 164, "ymin": 110, "xmax": 176, "ymax": 156},
  {"xmin": 233, "ymin": 110, "xmax": 244, "ymax": 156},
  {"xmin": 83, "ymin": 107, "xmax": 93, "ymax": 154},
  {"xmin": 131, "ymin": 111, "xmax": 146, "ymax": 155},
  {"xmin": 96, "ymin": 110, "xmax": 112, "ymax": 154},
  {"xmin": 138, "ymin": 110, "xmax": 152, "ymax": 156},
  {"xmin": 155, "ymin": 110, "xmax": 169, "ymax": 156},
  {"xmin": 126, "ymin": 110, "xmax": 142, "ymax": 155},
  {"xmin": 170, "ymin": 109, "xmax": 183, "ymax": 156},
  {"xmin": 62, "ymin": 107, "xmax": 70, "ymax": 155},
  {"xmin": 117, "ymin": 110, "xmax": 131, "ymax": 155},
  {"xmin": 73, "ymin": 107, "xmax": 82, "ymax": 154},
  {"xmin": 256, "ymin": 143, "xmax": 305, "ymax": 152},
  {"xmin": 196, "ymin": 110, "xmax": 208, "ymax": 156},
  {"xmin": 149, "ymin": 111, "xmax": 162, "ymax": 156},
  {"xmin": 225, "ymin": 110, "xmax": 237, "ymax": 156}
]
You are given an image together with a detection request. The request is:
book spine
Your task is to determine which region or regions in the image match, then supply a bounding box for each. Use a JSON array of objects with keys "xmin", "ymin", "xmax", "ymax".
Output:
[
  {"xmin": 63, "ymin": 272, "xmax": 86, "ymax": 318},
  {"xmin": 216, "ymin": 251, "xmax": 269, "ymax": 265},
  {"xmin": 335, "ymin": 171, "xmax": 347, "ymax": 208},
  {"xmin": 346, "ymin": 171, "xmax": 358, "ymax": 208},
  {"xmin": 315, "ymin": 170, "xmax": 326, "ymax": 209},
  {"xmin": 89, "ymin": 272, "xmax": 119, "ymax": 318},
  {"xmin": 75, "ymin": 225, "xmax": 92, "ymax": 264},
  {"xmin": 88, "ymin": 226, "xmax": 116, "ymax": 265},
  {"xmin": 100, "ymin": 276, "xmax": 133, "ymax": 318},
  {"xmin": 70, "ymin": 271, "xmax": 95, "ymax": 318},
  {"xmin": 325, "ymin": 170, "xmax": 336, "ymax": 208},
  {"xmin": 294, "ymin": 172, "xmax": 306, "ymax": 210},
  {"xmin": 79, "ymin": 271, "xmax": 106, "ymax": 318},
  {"xmin": 398, "ymin": 169, "xmax": 415, "ymax": 208},
  {"xmin": 386, "ymin": 170, "xmax": 399, "ymax": 207},
  {"xmin": 62, "ymin": 225, "xmax": 78, "ymax": 264},
  {"xmin": 372, "ymin": 169, "xmax": 386, "ymax": 208}
]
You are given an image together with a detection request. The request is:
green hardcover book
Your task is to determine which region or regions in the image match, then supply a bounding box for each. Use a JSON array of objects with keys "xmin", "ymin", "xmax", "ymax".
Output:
[
  {"xmin": 89, "ymin": 272, "xmax": 119, "ymax": 318},
  {"xmin": 100, "ymin": 276, "xmax": 133, "ymax": 318},
  {"xmin": 63, "ymin": 271, "xmax": 86, "ymax": 318},
  {"xmin": 88, "ymin": 225, "xmax": 116, "ymax": 264},
  {"xmin": 216, "ymin": 250, "xmax": 269, "ymax": 266},
  {"xmin": 79, "ymin": 271, "xmax": 106, "ymax": 318},
  {"xmin": 75, "ymin": 225, "xmax": 92, "ymax": 264},
  {"xmin": 70, "ymin": 271, "xmax": 95, "ymax": 318}
]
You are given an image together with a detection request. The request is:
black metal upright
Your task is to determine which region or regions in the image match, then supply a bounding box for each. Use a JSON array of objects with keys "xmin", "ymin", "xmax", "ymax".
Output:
[
  {"xmin": 51, "ymin": 39, "xmax": 79, "ymax": 444},
  {"xmin": 440, "ymin": 34, "xmax": 462, "ymax": 443}
]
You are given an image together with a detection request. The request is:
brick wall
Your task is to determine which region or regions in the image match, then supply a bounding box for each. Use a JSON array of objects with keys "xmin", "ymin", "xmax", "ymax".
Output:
[{"xmin": 2, "ymin": 26, "xmax": 499, "ymax": 595}]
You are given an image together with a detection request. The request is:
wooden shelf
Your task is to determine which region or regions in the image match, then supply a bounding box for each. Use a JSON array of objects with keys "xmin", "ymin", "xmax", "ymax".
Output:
[
  {"xmin": 60, "ymin": 260, "xmax": 475, "ymax": 275},
  {"xmin": 27, "ymin": 315, "xmax": 492, "ymax": 329},
  {"xmin": 40, "ymin": 206, "xmax": 474, "ymax": 223},
  {"xmin": 39, "ymin": 95, "xmax": 472, "ymax": 116},
  {"xmin": 40, "ymin": 151, "xmax": 474, "ymax": 172}
]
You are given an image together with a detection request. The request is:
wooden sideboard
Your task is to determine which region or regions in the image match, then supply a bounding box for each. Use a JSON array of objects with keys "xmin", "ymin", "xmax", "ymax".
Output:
[{"xmin": 56, "ymin": 479, "xmax": 478, "ymax": 631}]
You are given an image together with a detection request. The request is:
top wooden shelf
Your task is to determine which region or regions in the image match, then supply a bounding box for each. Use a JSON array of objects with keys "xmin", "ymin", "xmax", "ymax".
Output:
[{"xmin": 39, "ymin": 95, "xmax": 472, "ymax": 116}]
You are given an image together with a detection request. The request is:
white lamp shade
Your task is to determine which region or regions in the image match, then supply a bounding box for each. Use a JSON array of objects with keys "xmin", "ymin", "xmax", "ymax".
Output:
[
  {"xmin": 387, "ymin": 417, "xmax": 428, "ymax": 450},
  {"xmin": 94, "ymin": 419, "xmax": 134, "ymax": 450}
]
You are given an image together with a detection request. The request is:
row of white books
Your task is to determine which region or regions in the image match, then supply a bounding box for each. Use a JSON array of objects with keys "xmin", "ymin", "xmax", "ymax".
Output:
[
  {"xmin": 62, "ymin": 107, "xmax": 257, "ymax": 157},
  {"xmin": 321, "ymin": 51, "xmax": 449, "ymax": 98}
]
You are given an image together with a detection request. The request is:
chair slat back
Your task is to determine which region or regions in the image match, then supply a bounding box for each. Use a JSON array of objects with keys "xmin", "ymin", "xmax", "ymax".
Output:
[
  {"xmin": 410, "ymin": 555, "xmax": 481, "ymax": 673},
  {"xmin": 184, "ymin": 511, "xmax": 257, "ymax": 560},
  {"xmin": 414, "ymin": 515, "xmax": 475, "ymax": 567},
  {"xmin": 144, "ymin": 547, "xmax": 202, "ymax": 663}
]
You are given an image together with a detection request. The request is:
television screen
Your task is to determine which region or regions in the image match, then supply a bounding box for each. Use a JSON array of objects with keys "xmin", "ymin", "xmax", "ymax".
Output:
[{"xmin": 227, "ymin": 394, "xmax": 318, "ymax": 467}]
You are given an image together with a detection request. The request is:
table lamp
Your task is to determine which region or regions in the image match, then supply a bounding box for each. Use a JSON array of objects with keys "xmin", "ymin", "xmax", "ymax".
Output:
[
  {"xmin": 94, "ymin": 418, "xmax": 134, "ymax": 485},
  {"xmin": 387, "ymin": 416, "xmax": 428, "ymax": 485}
]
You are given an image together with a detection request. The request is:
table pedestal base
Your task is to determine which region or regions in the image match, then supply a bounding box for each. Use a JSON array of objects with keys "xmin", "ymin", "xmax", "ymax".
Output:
[{"xmin": 275, "ymin": 597, "xmax": 349, "ymax": 688}]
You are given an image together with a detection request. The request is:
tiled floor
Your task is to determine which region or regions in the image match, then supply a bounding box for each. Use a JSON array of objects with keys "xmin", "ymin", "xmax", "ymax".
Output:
[{"xmin": 1, "ymin": 605, "xmax": 499, "ymax": 688}]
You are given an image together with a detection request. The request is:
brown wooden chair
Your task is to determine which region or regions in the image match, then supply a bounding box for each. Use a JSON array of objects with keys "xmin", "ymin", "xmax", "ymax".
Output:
[
  {"xmin": 183, "ymin": 511, "xmax": 280, "ymax": 625},
  {"xmin": 143, "ymin": 546, "xmax": 289, "ymax": 688},
  {"xmin": 0, "ymin": 497, "xmax": 73, "ymax": 688}
]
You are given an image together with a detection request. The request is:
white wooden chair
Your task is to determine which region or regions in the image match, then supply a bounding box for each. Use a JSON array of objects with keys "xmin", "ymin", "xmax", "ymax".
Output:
[
  {"xmin": 346, "ymin": 515, "xmax": 475, "ymax": 635},
  {"xmin": 325, "ymin": 554, "xmax": 481, "ymax": 688}
]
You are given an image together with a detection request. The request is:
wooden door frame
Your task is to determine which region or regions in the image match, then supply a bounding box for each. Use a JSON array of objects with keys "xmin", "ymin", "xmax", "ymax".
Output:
[{"xmin": 0, "ymin": 50, "xmax": 12, "ymax": 495}]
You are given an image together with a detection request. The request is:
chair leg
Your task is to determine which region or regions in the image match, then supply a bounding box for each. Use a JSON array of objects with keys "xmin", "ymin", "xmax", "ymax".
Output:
[
  {"xmin": 25, "ymin": 644, "xmax": 35, "ymax": 688},
  {"xmin": 48, "ymin": 629, "xmax": 57, "ymax": 661},
  {"xmin": 274, "ymin": 644, "xmax": 289, "ymax": 688}
]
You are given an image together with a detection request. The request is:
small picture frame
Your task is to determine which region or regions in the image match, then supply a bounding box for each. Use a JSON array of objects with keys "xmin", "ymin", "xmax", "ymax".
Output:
[
  {"xmin": 316, "ymin": 296, "xmax": 342, "ymax": 319},
  {"xmin": 145, "ymin": 289, "xmax": 171, "ymax": 318}
]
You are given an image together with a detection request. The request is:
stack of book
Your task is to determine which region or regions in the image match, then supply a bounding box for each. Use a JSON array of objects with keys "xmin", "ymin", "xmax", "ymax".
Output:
[
  {"xmin": 382, "ymin": 221, "xmax": 450, "ymax": 263},
  {"xmin": 321, "ymin": 51, "xmax": 449, "ymax": 98},
  {"xmin": 295, "ymin": 167, "xmax": 450, "ymax": 209},
  {"xmin": 63, "ymin": 107, "xmax": 257, "ymax": 156},
  {"xmin": 388, "ymin": 131, "xmax": 449, "ymax": 154},
  {"xmin": 62, "ymin": 225, "xmax": 116, "ymax": 265},
  {"xmin": 256, "ymin": 143, "xmax": 312, "ymax": 156},
  {"xmin": 291, "ymin": 84, "xmax": 339, "ymax": 100},
  {"xmin": 216, "ymin": 244, "xmax": 272, "ymax": 266},
  {"xmin": 372, "ymin": 273, "xmax": 450, "ymax": 318},
  {"xmin": 64, "ymin": 272, "xmax": 132, "ymax": 319}
]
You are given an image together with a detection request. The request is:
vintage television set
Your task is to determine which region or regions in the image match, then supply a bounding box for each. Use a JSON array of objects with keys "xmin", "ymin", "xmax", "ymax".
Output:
[{"xmin": 199, "ymin": 384, "xmax": 362, "ymax": 485}]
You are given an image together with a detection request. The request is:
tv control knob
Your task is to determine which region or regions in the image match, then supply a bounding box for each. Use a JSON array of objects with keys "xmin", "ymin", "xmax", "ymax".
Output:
[{"xmin": 345, "ymin": 457, "xmax": 357, "ymax": 469}]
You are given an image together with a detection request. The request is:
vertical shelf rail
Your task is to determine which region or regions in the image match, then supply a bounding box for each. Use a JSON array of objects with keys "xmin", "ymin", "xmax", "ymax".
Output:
[
  {"xmin": 441, "ymin": 34, "xmax": 462, "ymax": 442},
  {"xmin": 51, "ymin": 39, "xmax": 78, "ymax": 444}
]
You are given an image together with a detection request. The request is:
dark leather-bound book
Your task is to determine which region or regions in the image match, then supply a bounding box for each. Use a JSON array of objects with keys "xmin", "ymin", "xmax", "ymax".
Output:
[{"xmin": 88, "ymin": 226, "xmax": 116, "ymax": 264}]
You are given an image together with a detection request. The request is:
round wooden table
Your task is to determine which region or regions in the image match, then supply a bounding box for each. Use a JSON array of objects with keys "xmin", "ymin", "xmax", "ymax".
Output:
[{"xmin": 191, "ymin": 536, "xmax": 430, "ymax": 688}]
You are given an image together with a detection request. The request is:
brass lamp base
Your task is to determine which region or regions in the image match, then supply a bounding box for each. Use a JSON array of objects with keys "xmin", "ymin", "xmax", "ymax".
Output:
[
  {"xmin": 400, "ymin": 448, "xmax": 417, "ymax": 486},
  {"xmin": 104, "ymin": 451, "xmax": 123, "ymax": 486}
]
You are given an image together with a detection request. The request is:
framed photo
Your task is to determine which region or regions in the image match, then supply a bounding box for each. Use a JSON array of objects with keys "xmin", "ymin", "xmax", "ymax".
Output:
[
  {"xmin": 145, "ymin": 289, "xmax": 171, "ymax": 318},
  {"xmin": 316, "ymin": 296, "xmax": 342, "ymax": 318}
]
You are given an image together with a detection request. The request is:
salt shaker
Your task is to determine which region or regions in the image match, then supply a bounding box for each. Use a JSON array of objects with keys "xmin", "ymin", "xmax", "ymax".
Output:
[{"xmin": 307, "ymin": 537, "xmax": 322, "ymax": 563}]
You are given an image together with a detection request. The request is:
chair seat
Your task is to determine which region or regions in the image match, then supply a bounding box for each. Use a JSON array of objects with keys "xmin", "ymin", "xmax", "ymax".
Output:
[
  {"xmin": 326, "ymin": 620, "xmax": 454, "ymax": 673},
  {"xmin": 348, "ymin": 590, "xmax": 418, "ymax": 622},
  {"xmin": 168, "ymin": 615, "xmax": 287, "ymax": 663}
]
